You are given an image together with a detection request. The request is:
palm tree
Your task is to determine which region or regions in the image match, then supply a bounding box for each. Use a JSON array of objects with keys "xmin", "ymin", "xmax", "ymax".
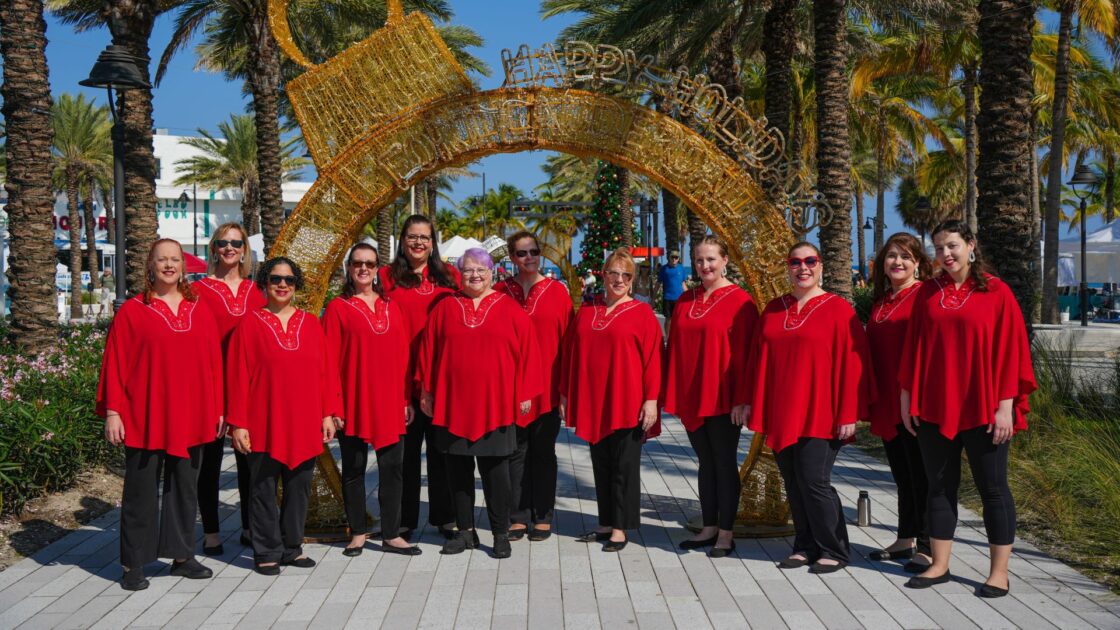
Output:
[
  {"xmin": 2, "ymin": 0, "xmax": 57, "ymax": 351},
  {"xmin": 51, "ymin": 93, "xmax": 112, "ymax": 319},
  {"xmin": 173, "ymin": 114, "xmax": 308, "ymax": 237}
]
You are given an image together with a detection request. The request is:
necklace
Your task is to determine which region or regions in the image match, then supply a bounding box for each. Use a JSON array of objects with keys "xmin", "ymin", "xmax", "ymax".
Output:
[{"xmin": 782, "ymin": 293, "xmax": 832, "ymax": 330}]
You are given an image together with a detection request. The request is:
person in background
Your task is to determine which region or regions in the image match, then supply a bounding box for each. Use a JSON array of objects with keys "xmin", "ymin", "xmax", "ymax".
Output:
[
  {"xmin": 657, "ymin": 250, "xmax": 689, "ymax": 332},
  {"xmin": 98, "ymin": 268, "xmax": 115, "ymax": 317}
]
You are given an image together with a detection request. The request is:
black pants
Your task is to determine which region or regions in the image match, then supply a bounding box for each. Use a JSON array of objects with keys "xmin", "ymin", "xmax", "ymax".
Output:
[
  {"xmin": 247, "ymin": 453, "xmax": 314, "ymax": 564},
  {"xmin": 589, "ymin": 426, "xmax": 643, "ymax": 530},
  {"xmin": 686, "ymin": 414, "xmax": 742, "ymax": 531},
  {"xmin": 339, "ymin": 431, "xmax": 404, "ymax": 540},
  {"xmin": 402, "ymin": 403, "xmax": 454, "ymax": 531},
  {"xmin": 197, "ymin": 437, "xmax": 251, "ymax": 534},
  {"xmin": 917, "ymin": 422, "xmax": 1015, "ymax": 545},
  {"xmin": 774, "ymin": 438, "xmax": 850, "ymax": 563},
  {"xmin": 120, "ymin": 446, "xmax": 202, "ymax": 568},
  {"xmin": 509, "ymin": 411, "xmax": 562, "ymax": 526},
  {"xmin": 445, "ymin": 454, "xmax": 511, "ymax": 535},
  {"xmin": 883, "ymin": 425, "xmax": 930, "ymax": 554}
]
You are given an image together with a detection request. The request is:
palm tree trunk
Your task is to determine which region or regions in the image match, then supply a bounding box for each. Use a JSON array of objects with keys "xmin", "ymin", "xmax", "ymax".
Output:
[
  {"xmin": 1, "ymin": 0, "xmax": 56, "ymax": 351},
  {"xmin": 424, "ymin": 176, "xmax": 438, "ymax": 218},
  {"xmin": 875, "ymin": 111, "xmax": 886, "ymax": 253},
  {"xmin": 241, "ymin": 178, "xmax": 261, "ymax": 242},
  {"xmin": 977, "ymin": 0, "xmax": 1036, "ymax": 323},
  {"xmin": 662, "ymin": 189, "xmax": 681, "ymax": 255},
  {"xmin": 84, "ymin": 185, "xmax": 101, "ymax": 291},
  {"xmin": 963, "ymin": 65, "xmax": 979, "ymax": 231},
  {"xmin": 814, "ymin": 0, "xmax": 854, "ymax": 299},
  {"xmin": 1030, "ymin": 113, "xmax": 1042, "ymax": 323},
  {"xmin": 67, "ymin": 170, "xmax": 84, "ymax": 320},
  {"xmin": 762, "ymin": 0, "xmax": 798, "ymax": 203},
  {"xmin": 377, "ymin": 206, "xmax": 392, "ymax": 263},
  {"xmin": 856, "ymin": 193, "xmax": 867, "ymax": 279},
  {"xmin": 1042, "ymin": 3, "xmax": 1074, "ymax": 324},
  {"xmin": 247, "ymin": 9, "xmax": 284, "ymax": 254}
]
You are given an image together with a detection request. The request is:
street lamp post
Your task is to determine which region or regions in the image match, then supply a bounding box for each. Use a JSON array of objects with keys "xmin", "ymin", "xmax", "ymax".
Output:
[
  {"xmin": 178, "ymin": 184, "xmax": 198, "ymax": 257},
  {"xmin": 80, "ymin": 45, "xmax": 151, "ymax": 309},
  {"xmin": 1068, "ymin": 165, "xmax": 1101, "ymax": 327}
]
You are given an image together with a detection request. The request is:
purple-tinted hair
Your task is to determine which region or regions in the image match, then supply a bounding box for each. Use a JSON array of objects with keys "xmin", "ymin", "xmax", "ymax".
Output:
[{"xmin": 457, "ymin": 248, "xmax": 494, "ymax": 271}]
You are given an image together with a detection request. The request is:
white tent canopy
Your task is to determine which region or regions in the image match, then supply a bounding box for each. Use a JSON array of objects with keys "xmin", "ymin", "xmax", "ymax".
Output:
[
  {"xmin": 1058, "ymin": 220, "xmax": 1120, "ymax": 284},
  {"xmin": 439, "ymin": 235, "xmax": 483, "ymax": 260}
]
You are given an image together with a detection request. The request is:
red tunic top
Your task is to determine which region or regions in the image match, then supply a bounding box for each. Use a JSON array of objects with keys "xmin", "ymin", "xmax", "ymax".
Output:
[
  {"xmin": 322, "ymin": 296, "xmax": 410, "ymax": 450},
  {"xmin": 664, "ymin": 285, "xmax": 758, "ymax": 431},
  {"xmin": 226, "ymin": 309, "xmax": 343, "ymax": 469},
  {"xmin": 747, "ymin": 293, "xmax": 875, "ymax": 453},
  {"xmin": 866, "ymin": 282, "xmax": 923, "ymax": 441},
  {"xmin": 418, "ymin": 292, "xmax": 542, "ymax": 441},
  {"xmin": 379, "ymin": 265, "xmax": 460, "ymax": 398},
  {"xmin": 560, "ymin": 297, "xmax": 663, "ymax": 445},
  {"xmin": 96, "ymin": 296, "xmax": 223, "ymax": 457},
  {"xmin": 495, "ymin": 277, "xmax": 573, "ymax": 423},
  {"xmin": 898, "ymin": 274, "xmax": 1037, "ymax": 439},
  {"xmin": 192, "ymin": 276, "xmax": 267, "ymax": 355}
]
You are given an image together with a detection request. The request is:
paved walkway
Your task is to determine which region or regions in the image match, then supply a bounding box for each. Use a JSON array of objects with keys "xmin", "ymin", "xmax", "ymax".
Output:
[{"xmin": 1, "ymin": 420, "xmax": 1119, "ymax": 629}]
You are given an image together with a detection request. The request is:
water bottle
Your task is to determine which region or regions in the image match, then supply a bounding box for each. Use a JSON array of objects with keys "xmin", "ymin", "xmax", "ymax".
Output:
[{"xmin": 857, "ymin": 490, "xmax": 872, "ymax": 527}]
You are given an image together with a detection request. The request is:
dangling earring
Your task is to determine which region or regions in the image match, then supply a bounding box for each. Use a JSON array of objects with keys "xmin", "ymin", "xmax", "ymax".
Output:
[
  {"xmin": 968, "ymin": 251, "xmax": 976, "ymax": 263},
  {"xmin": 721, "ymin": 267, "xmax": 728, "ymax": 277},
  {"xmin": 914, "ymin": 269, "xmax": 920, "ymax": 279}
]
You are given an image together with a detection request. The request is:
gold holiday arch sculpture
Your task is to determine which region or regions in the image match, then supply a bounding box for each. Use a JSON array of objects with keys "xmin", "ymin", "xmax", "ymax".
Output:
[{"xmin": 269, "ymin": 0, "xmax": 809, "ymax": 538}]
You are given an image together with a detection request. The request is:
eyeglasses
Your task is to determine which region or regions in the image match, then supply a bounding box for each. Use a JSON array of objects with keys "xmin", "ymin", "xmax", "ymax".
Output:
[
  {"xmin": 670, "ymin": 255, "xmax": 680, "ymax": 260},
  {"xmin": 349, "ymin": 260, "xmax": 377, "ymax": 269},
  {"xmin": 605, "ymin": 270, "xmax": 633, "ymax": 281},
  {"xmin": 461, "ymin": 267, "xmax": 491, "ymax": 278},
  {"xmin": 268, "ymin": 275, "xmax": 297, "ymax": 287},
  {"xmin": 214, "ymin": 239, "xmax": 244, "ymax": 249},
  {"xmin": 404, "ymin": 234, "xmax": 432, "ymax": 243},
  {"xmin": 514, "ymin": 248, "xmax": 540, "ymax": 258},
  {"xmin": 787, "ymin": 256, "xmax": 821, "ymax": 269}
]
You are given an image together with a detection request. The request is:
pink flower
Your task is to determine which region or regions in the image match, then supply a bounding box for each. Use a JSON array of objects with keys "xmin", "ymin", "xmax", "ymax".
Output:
[{"xmin": 40, "ymin": 432, "xmax": 54, "ymax": 441}]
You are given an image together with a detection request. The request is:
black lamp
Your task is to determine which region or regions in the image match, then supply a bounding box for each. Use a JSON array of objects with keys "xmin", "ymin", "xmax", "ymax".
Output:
[{"xmin": 1068, "ymin": 165, "xmax": 1101, "ymax": 327}]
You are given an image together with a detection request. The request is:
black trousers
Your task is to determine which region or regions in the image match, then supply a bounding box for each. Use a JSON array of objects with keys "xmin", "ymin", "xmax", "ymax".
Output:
[
  {"xmin": 197, "ymin": 437, "xmax": 251, "ymax": 534},
  {"xmin": 247, "ymin": 453, "xmax": 314, "ymax": 564},
  {"xmin": 589, "ymin": 426, "xmax": 643, "ymax": 530},
  {"xmin": 686, "ymin": 414, "xmax": 742, "ymax": 531},
  {"xmin": 445, "ymin": 453, "xmax": 511, "ymax": 535},
  {"xmin": 774, "ymin": 438, "xmax": 850, "ymax": 563},
  {"xmin": 882, "ymin": 424, "xmax": 930, "ymax": 554},
  {"xmin": 917, "ymin": 421, "xmax": 1015, "ymax": 545},
  {"xmin": 509, "ymin": 411, "xmax": 562, "ymax": 526},
  {"xmin": 120, "ymin": 446, "xmax": 202, "ymax": 568},
  {"xmin": 402, "ymin": 403, "xmax": 454, "ymax": 530},
  {"xmin": 339, "ymin": 431, "xmax": 404, "ymax": 540}
]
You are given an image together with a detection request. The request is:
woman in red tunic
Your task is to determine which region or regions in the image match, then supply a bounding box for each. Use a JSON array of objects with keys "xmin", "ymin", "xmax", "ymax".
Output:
[
  {"xmin": 323, "ymin": 243, "xmax": 419, "ymax": 557},
  {"xmin": 192, "ymin": 222, "xmax": 266, "ymax": 556},
  {"xmin": 497, "ymin": 230, "xmax": 573, "ymax": 543},
  {"xmin": 226, "ymin": 257, "xmax": 341, "ymax": 575},
  {"xmin": 747, "ymin": 242, "xmax": 873, "ymax": 574},
  {"xmin": 418, "ymin": 248, "xmax": 541, "ymax": 558},
  {"xmin": 379, "ymin": 214, "xmax": 460, "ymax": 540},
  {"xmin": 97, "ymin": 239, "xmax": 222, "ymax": 590},
  {"xmin": 866, "ymin": 233, "xmax": 933, "ymax": 571},
  {"xmin": 899, "ymin": 220, "xmax": 1036, "ymax": 597},
  {"xmin": 561, "ymin": 248, "xmax": 662, "ymax": 552},
  {"xmin": 665, "ymin": 236, "xmax": 757, "ymax": 557}
]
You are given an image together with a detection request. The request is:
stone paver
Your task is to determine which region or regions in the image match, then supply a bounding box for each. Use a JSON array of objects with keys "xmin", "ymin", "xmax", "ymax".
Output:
[{"xmin": 2, "ymin": 420, "xmax": 1119, "ymax": 629}]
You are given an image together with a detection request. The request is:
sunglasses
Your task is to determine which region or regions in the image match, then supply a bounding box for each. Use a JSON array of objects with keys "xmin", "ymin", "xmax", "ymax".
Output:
[
  {"xmin": 268, "ymin": 275, "xmax": 298, "ymax": 287},
  {"xmin": 349, "ymin": 260, "xmax": 378, "ymax": 269},
  {"xmin": 787, "ymin": 256, "xmax": 821, "ymax": 269},
  {"xmin": 605, "ymin": 270, "xmax": 633, "ymax": 281},
  {"xmin": 514, "ymin": 248, "xmax": 541, "ymax": 258},
  {"xmin": 214, "ymin": 239, "xmax": 244, "ymax": 249}
]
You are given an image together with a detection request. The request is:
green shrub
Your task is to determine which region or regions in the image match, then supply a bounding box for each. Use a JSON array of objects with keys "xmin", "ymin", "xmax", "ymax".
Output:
[
  {"xmin": 852, "ymin": 285, "xmax": 874, "ymax": 324},
  {"xmin": 0, "ymin": 321, "xmax": 118, "ymax": 515}
]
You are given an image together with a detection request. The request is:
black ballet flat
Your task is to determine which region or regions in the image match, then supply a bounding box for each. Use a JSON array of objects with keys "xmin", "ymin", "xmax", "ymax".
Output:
[
  {"xmin": 870, "ymin": 547, "xmax": 914, "ymax": 561},
  {"xmin": 679, "ymin": 535, "xmax": 718, "ymax": 550},
  {"xmin": 978, "ymin": 583, "xmax": 1009, "ymax": 598},
  {"xmin": 170, "ymin": 558, "xmax": 213, "ymax": 580},
  {"xmin": 905, "ymin": 572, "xmax": 951, "ymax": 589},
  {"xmin": 903, "ymin": 559, "xmax": 931, "ymax": 573},
  {"xmin": 708, "ymin": 541, "xmax": 736, "ymax": 558},
  {"xmin": 493, "ymin": 535, "xmax": 512, "ymax": 559},
  {"xmin": 342, "ymin": 546, "xmax": 364, "ymax": 557},
  {"xmin": 507, "ymin": 528, "xmax": 527, "ymax": 542},
  {"xmin": 203, "ymin": 543, "xmax": 224, "ymax": 557},
  {"xmin": 121, "ymin": 567, "xmax": 148, "ymax": 591},
  {"xmin": 603, "ymin": 538, "xmax": 628, "ymax": 552},
  {"xmin": 280, "ymin": 556, "xmax": 316, "ymax": 569},
  {"xmin": 808, "ymin": 560, "xmax": 847, "ymax": 574},
  {"xmin": 528, "ymin": 528, "xmax": 552, "ymax": 542},
  {"xmin": 254, "ymin": 563, "xmax": 280, "ymax": 576},
  {"xmin": 381, "ymin": 543, "xmax": 422, "ymax": 556},
  {"xmin": 778, "ymin": 555, "xmax": 811, "ymax": 569},
  {"xmin": 576, "ymin": 531, "xmax": 612, "ymax": 543}
]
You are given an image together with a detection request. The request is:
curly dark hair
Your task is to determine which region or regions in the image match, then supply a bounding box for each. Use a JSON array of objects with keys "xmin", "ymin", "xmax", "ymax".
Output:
[{"xmin": 256, "ymin": 256, "xmax": 304, "ymax": 291}]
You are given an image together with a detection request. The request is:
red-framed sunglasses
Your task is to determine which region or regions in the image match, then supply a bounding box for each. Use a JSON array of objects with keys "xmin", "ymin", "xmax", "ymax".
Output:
[{"xmin": 787, "ymin": 256, "xmax": 821, "ymax": 269}]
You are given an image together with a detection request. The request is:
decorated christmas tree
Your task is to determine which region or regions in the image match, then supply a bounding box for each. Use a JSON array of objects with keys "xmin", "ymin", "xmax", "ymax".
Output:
[{"xmin": 575, "ymin": 161, "xmax": 630, "ymax": 288}]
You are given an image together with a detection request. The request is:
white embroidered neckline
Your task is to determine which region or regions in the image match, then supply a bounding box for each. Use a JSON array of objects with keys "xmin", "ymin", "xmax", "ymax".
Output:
[{"xmin": 781, "ymin": 293, "xmax": 833, "ymax": 330}]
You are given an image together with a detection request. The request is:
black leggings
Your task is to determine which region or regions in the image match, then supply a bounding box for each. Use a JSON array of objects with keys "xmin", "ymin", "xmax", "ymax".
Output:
[
  {"xmin": 589, "ymin": 426, "xmax": 643, "ymax": 530},
  {"xmin": 882, "ymin": 425, "xmax": 930, "ymax": 554},
  {"xmin": 686, "ymin": 414, "xmax": 742, "ymax": 531},
  {"xmin": 774, "ymin": 438, "xmax": 850, "ymax": 563},
  {"xmin": 509, "ymin": 411, "xmax": 562, "ymax": 526},
  {"xmin": 338, "ymin": 432, "xmax": 404, "ymax": 540},
  {"xmin": 445, "ymin": 454, "xmax": 511, "ymax": 535},
  {"xmin": 402, "ymin": 403, "xmax": 454, "ymax": 530},
  {"xmin": 197, "ymin": 437, "xmax": 251, "ymax": 534},
  {"xmin": 917, "ymin": 421, "xmax": 1015, "ymax": 545}
]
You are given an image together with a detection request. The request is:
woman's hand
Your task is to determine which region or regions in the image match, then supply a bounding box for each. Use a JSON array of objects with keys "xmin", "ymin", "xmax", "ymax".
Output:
[
  {"xmin": 333, "ymin": 416, "xmax": 345, "ymax": 431},
  {"xmin": 558, "ymin": 395, "xmax": 567, "ymax": 423},
  {"xmin": 322, "ymin": 417, "xmax": 336, "ymax": 443},
  {"xmin": 420, "ymin": 390, "xmax": 434, "ymax": 417},
  {"xmin": 731, "ymin": 404, "xmax": 751, "ymax": 426},
  {"xmin": 405, "ymin": 405, "xmax": 415, "ymax": 426},
  {"xmin": 231, "ymin": 427, "xmax": 252, "ymax": 454},
  {"xmin": 217, "ymin": 417, "xmax": 228, "ymax": 439},
  {"xmin": 990, "ymin": 399, "xmax": 1014, "ymax": 445},
  {"xmin": 836, "ymin": 423, "xmax": 856, "ymax": 441},
  {"xmin": 900, "ymin": 390, "xmax": 917, "ymax": 436},
  {"xmin": 638, "ymin": 400, "xmax": 659, "ymax": 431},
  {"xmin": 519, "ymin": 400, "xmax": 532, "ymax": 416},
  {"xmin": 104, "ymin": 412, "xmax": 125, "ymax": 446}
]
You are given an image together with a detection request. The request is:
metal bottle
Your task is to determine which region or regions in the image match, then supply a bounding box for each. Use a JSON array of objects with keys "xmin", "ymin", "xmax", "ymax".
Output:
[{"xmin": 857, "ymin": 490, "xmax": 872, "ymax": 527}]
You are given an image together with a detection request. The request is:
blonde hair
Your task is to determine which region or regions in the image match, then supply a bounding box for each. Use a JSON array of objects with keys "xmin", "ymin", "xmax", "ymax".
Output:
[
  {"xmin": 602, "ymin": 247, "xmax": 637, "ymax": 276},
  {"xmin": 208, "ymin": 223, "xmax": 253, "ymax": 279}
]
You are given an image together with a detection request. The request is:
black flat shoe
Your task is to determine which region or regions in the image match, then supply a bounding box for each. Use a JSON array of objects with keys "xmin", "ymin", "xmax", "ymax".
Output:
[
  {"xmin": 254, "ymin": 563, "xmax": 280, "ymax": 576},
  {"xmin": 280, "ymin": 556, "xmax": 316, "ymax": 569},
  {"xmin": 493, "ymin": 535, "xmax": 512, "ymax": 559},
  {"xmin": 778, "ymin": 555, "xmax": 811, "ymax": 569},
  {"xmin": 438, "ymin": 525, "xmax": 458, "ymax": 540},
  {"xmin": 576, "ymin": 531, "xmax": 612, "ymax": 543},
  {"xmin": 121, "ymin": 567, "xmax": 148, "ymax": 591},
  {"xmin": 903, "ymin": 560, "xmax": 931, "ymax": 573},
  {"xmin": 679, "ymin": 535, "xmax": 718, "ymax": 550},
  {"xmin": 441, "ymin": 530, "xmax": 480, "ymax": 555},
  {"xmin": 978, "ymin": 583, "xmax": 1009, "ymax": 598},
  {"xmin": 507, "ymin": 528, "xmax": 527, "ymax": 542},
  {"xmin": 240, "ymin": 531, "xmax": 252, "ymax": 547},
  {"xmin": 808, "ymin": 561, "xmax": 847, "ymax": 574},
  {"xmin": 528, "ymin": 528, "xmax": 552, "ymax": 542},
  {"xmin": 342, "ymin": 546, "xmax": 364, "ymax": 557},
  {"xmin": 203, "ymin": 544, "xmax": 224, "ymax": 557},
  {"xmin": 382, "ymin": 543, "xmax": 422, "ymax": 556},
  {"xmin": 603, "ymin": 538, "xmax": 628, "ymax": 552},
  {"xmin": 870, "ymin": 547, "xmax": 914, "ymax": 561},
  {"xmin": 708, "ymin": 541, "xmax": 736, "ymax": 558},
  {"xmin": 905, "ymin": 572, "xmax": 952, "ymax": 589},
  {"xmin": 170, "ymin": 558, "xmax": 213, "ymax": 579}
]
